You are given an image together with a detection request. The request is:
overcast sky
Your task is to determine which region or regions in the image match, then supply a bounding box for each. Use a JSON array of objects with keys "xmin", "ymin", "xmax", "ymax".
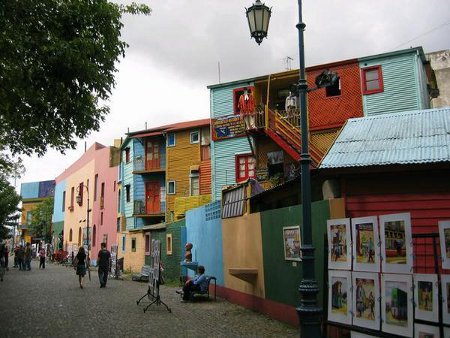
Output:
[{"xmin": 15, "ymin": 0, "xmax": 450, "ymax": 191}]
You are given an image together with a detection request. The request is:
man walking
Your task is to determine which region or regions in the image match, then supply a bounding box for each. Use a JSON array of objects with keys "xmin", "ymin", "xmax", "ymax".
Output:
[{"xmin": 97, "ymin": 242, "xmax": 111, "ymax": 288}]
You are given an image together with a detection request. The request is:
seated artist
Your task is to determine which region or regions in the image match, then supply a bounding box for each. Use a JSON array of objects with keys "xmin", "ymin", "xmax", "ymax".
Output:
[{"xmin": 181, "ymin": 265, "xmax": 207, "ymax": 301}]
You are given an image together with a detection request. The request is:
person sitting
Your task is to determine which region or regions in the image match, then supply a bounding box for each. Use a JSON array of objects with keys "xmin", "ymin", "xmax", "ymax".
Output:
[{"xmin": 181, "ymin": 265, "xmax": 207, "ymax": 301}]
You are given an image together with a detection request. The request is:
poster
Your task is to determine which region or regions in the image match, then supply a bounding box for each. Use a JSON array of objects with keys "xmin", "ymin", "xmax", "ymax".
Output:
[
  {"xmin": 381, "ymin": 273, "xmax": 413, "ymax": 337},
  {"xmin": 211, "ymin": 114, "xmax": 246, "ymax": 140},
  {"xmin": 439, "ymin": 221, "xmax": 450, "ymax": 270},
  {"xmin": 352, "ymin": 271, "xmax": 380, "ymax": 330},
  {"xmin": 327, "ymin": 218, "xmax": 352, "ymax": 270},
  {"xmin": 379, "ymin": 213, "xmax": 412, "ymax": 274},
  {"xmin": 352, "ymin": 216, "xmax": 380, "ymax": 272},
  {"xmin": 328, "ymin": 270, "xmax": 352, "ymax": 324},
  {"xmin": 441, "ymin": 274, "xmax": 450, "ymax": 325},
  {"xmin": 283, "ymin": 226, "xmax": 301, "ymax": 261},
  {"xmin": 413, "ymin": 274, "xmax": 438, "ymax": 322},
  {"xmin": 414, "ymin": 323, "xmax": 440, "ymax": 338}
]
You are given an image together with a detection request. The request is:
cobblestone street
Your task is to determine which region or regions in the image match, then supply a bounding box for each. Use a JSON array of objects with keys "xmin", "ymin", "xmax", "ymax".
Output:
[{"xmin": 0, "ymin": 260, "xmax": 298, "ymax": 337}]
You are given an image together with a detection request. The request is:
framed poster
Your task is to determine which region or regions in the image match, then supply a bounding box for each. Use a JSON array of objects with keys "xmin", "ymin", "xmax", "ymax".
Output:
[
  {"xmin": 283, "ymin": 226, "xmax": 301, "ymax": 261},
  {"xmin": 379, "ymin": 213, "xmax": 412, "ymax": 274},
  {"xmin": 439, "ymin": 221, "xmax": 450, "ymax": 270},
  {"xmin": 441, "ymin": 274, "xmax": 450, "ymax": 325},
  {"xmin": 328, "ymin": 270, "xmax": 352, "ymax": 324},
  {"xmin": 352, "ymin": 271, "xmax": 380, "ymax": 330},
  {"xmin": 381, "ymin": 273, "xmax": 413, "ymax": 337},
  {"xmin": 327, "ymin": 218, "xmax": 351, "ymax": 270},
  {"xmin": 352, "ymin": 216, "xmax": 380, "ymax": 272},
  {"xmin": 413, "ymin": 274, "xmax": 438, "ymax": 322},
  {"xmin": 414, "ymin": 323, "xmax": 440, "ymax": 338}
]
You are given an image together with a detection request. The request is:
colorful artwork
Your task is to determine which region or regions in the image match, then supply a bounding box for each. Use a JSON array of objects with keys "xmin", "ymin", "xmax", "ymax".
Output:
[
  {"xmin": 414, "ymin": 323, "xmax": 440, "ymax": 338},
  {"xmin": 414, "ymin": 274, "xmax": 438, "ymax": 322},
  {"xmin": 441, "ymin": 274, "xmax": 450, "ymax": 325},
  {"xmin": 352, "ymin": 216, "xmax": 379, "ymax": 272},
  {"xmin": 283, "ymin": 226, "xmax": 301, "ymax": 261},
  {"xmin": 328, "ymin": 270, "xmax": 351, "ymax": 324},
  {"xmin": 381, "ymin": 274, "xmax": 413, "ymax": 337},
  {"xmin": 352, "ymin": 271, "xmax": 379, "ymax": 330},
  {"xmin": 439, "ymin": 221, "xmax": 450, "ymax": 269},
  {"xmin": 380, "ymin": 213, "xmax": 412, "ymax": 274},
  {"xmin": 327, "ymin": 218, "xmax": 351, "ymax": 270}
]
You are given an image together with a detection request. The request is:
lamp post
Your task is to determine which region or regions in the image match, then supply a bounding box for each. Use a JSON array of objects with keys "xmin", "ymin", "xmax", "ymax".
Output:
[
  {"xmin": 76, "ymin": 184, "xmax": 91, "ymax": 263},
  {"xmin": 246, "ymin": 1, "xmax": 324, "ymax": 336}
]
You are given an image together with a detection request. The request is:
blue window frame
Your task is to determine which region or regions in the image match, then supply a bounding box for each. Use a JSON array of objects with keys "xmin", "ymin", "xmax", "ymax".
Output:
[{"xmin": 167, "ymin": 133, "xmax": 176, "ymax": 147}]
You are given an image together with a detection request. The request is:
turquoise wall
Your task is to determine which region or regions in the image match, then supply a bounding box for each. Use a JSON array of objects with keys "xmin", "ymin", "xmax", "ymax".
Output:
[{"xmin": 53, "ymin": 180, "xmax": 66, "ymax": 223}]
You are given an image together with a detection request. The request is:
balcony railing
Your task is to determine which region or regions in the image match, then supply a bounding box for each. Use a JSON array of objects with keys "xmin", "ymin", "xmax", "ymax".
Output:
[{"xmin": 134, "ymin": 200, "xmax": 146, "ymax": 215}]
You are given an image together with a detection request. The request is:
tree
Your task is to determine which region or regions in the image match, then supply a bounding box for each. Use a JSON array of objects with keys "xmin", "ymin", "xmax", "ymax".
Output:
[
  {"xmin": 0, "ymin": 175, "xmax": 21, "ymax": 239},
  {"xmin": 29, "ymin": 197, "xmax": 54, "ymax": 243},
  {"xmin": 0, "ymin": 0, "xmax": 151, "ymax": 172}
]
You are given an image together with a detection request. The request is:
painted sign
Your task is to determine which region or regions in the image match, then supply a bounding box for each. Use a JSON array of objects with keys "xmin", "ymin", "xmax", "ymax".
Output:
[{"xmin": 212, "ymin": 114, "xmax": 246, "ymax": 140}]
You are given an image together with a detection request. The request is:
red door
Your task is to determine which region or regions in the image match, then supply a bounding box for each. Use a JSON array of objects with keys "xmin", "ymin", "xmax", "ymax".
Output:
[
  {"xmin": 146, "ymin": 182, "xmax": 160, "ymax": 214},
  {"xmin": 146, "ymin": 141, "xmax": 160, "ymax": 170}
]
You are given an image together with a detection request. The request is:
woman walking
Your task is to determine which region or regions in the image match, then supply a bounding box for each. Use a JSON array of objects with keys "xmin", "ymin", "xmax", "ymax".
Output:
[{"xmin": 74, "ymin": 247, "xmax": 87, "ymax": 288}]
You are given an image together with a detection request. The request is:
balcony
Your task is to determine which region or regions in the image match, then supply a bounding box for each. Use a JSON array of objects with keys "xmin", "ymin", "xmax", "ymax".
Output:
[
  {"xmin": 132, "ymin": 156, "xmax": 165, "ymax": 174},
  {"xmin": 133, "ymin": 200, "xmax": 165, "ymax": 218}
]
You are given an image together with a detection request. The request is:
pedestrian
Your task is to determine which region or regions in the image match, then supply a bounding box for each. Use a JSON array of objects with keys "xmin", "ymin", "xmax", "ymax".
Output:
[
  {"xmin": 74, "ymin": 246, "xmax": 87, "ymax": 289},
  {"xmin": 97, "ymin": 242, "xmax": 111, "ymax": 288},
  {"xmin": 3, "ymin": 243, "xmax": 9, "ymax": 271},
  {"xmin": 39, "ymin": 246, "xmax": 46, "ymax": 269},
  {"xmin": 24, "ymin": 242, "xmax": 32, "ymax": 271},
  {"xmin": 0, "ymin": 240, "xmax": 5, "ymax": 281},
  {"xmin": 17, "ymin": 245, "xmax": 24, "ymax": 270},
  {"xmin": 181, "ymin": 265, "xmax": 208, "ymax": 301},
  {"xmin": 13, "ymin": 245, "xmax": 19, "ymax": 268}
]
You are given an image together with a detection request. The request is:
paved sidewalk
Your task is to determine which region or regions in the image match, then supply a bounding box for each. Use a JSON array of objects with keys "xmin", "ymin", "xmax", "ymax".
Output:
[{"xmin": 0, "ymin": 260, "xmax": 298, "ymax": 337}]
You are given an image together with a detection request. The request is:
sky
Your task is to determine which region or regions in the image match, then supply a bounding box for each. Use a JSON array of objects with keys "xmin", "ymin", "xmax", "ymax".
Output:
[{"xmin": 14, "ymin": 0, "xmax": 450, "ymax": 191}]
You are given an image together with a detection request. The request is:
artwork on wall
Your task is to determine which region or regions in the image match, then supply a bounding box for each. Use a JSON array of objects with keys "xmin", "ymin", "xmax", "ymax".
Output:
[
  {"xmin": 352, "ymin": 271, "xmax": 380, "ymax": 330},
  {"xmin": 381, "ymin": 273, "xmax": 413, "ymax": 337},
  {"xmin": 441, "ymin": 274, "xmax": 450, "ymax": 325},
  {"xmin": 438, "ymin": 220, "xmax": 450, "ymax": 270},
  {"xmin": 379, "ymin": 213, "xmax": 412, "ymax": 274},
  {"xmin": 328, "ymin": 270, "xmax": 352, "ymax": 324},
  {"xmin": 352, "ymin": 216, "xmax": 380, "ymax": 272},
  {"xmin": 414, "ymin": 323, "xmax": 440, "ymax": 338},
  {"xmin": 283, "ymin": 226, "xmax": 301, "ymax": 261},
  {"xmin": 327, "ymin": 218, "xmax": 351, "ymax": 270},
  {"xmin": 413, "ymin": 274, "xmax": 438, "ymax": 322}
]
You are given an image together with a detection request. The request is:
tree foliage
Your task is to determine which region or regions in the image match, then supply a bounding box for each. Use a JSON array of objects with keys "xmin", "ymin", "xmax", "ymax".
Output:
[
  {"xmin": 29, "ymin": 197, "xmax": 54, "ymax": 243},
  {"xmin": 0, "ymin": 0, "xmax": 150, "ymax": 173},
  {"xmin": 0, "ymin": 175, "xmax": 21, "ymax": 239}
]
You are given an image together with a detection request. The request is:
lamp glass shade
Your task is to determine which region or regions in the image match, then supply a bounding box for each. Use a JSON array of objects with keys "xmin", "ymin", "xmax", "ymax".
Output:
[{"xmin": 246, "ymin": 1, "xmax": 271, "ymax": 44}]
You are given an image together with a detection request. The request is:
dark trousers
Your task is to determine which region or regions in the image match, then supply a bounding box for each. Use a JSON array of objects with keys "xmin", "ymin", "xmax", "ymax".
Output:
[
  {"xmin": 182, "ymin": 280, "xmax": 201, "ymax": 300},
  {"xmin": 39, "ymin": 257, "xmax": 45, "ymax": 269},
  {"xmin": 98, "ymin": 267, "xmax": 108, "ymax": 286}
]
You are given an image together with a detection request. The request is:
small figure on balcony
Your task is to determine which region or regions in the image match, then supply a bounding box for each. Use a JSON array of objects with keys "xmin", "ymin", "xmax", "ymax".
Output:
[
  {"xmin": 285, "ymin": 91, "xmax": 298, "ymax": 123},
  {"xmin": 184, "ymin": 242, "xmax": 193, "ymax": 262},
  {"xmin": 238, "ymin": 87, "xmax": 255, "ymax": 129}
]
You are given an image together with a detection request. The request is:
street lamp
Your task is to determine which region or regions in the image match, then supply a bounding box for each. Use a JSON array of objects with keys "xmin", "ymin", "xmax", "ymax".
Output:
[
  {"xmin": 76, "ymin": 184, "xmax": 91, "ymax": 262},
  {"xmin": 246, "ymin": 1, "xmax": 334, "ymax": 337}
]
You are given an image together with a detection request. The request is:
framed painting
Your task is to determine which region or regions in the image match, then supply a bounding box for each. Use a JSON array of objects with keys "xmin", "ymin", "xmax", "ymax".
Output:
[
  {"xmin": 380, "ymin": 213, "xmax": 412, "ymax": 274},
  {"xmin": 328, "ymin": 270, "xmax": 352, "ymax": 324},
  {"xmin": 441, "ymin": 274, "xmax": 450, "ymax": 325},
  {"xmin": 439, "ymin": 221, "xmax": 450, "ymax": 270},
  {"xmin": 414, "ymin": 323, "xmax": 440, "ymax": 338},
  {"xmin": 352, "ymin": 271, "xmax": 380, "ymax": 330},
  {"xmin": 413, "ymin": 274, "xmax": 438, "ymax": 322},
  {"xmin": 352, "ymin": 216, "xmax": 380, "ymax": 272},
  {"xmin": 381, "ymin": 273, "xmax": 413, "ymax": 337},
  {"xmin": 327, "ymin": 218, "xmax": 351, "ymax": 270},
  {"xmin": 283, "ymin": 226, "xmax": 301, "ymax": 261}
]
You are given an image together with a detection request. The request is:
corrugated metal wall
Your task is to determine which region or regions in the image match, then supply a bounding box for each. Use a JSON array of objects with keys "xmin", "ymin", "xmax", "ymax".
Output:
[
  {"xmin": 52, "ymin": 180, "xmax": 66, "ymax": 223},
  {"xmin": 199, "ymin": 159, "xmax": 211, "ymax": 195}
]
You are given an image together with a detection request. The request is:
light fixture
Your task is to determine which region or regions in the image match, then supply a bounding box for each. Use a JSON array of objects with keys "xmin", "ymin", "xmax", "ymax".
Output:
[{"xmin": 246, "ymin": 0, "xmax": 272, "ymax": 45}]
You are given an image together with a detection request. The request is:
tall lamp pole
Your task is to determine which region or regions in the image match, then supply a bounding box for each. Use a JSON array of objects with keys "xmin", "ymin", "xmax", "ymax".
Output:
[
  {"xmin": 76, "ymin": 184, "xmax": 91, "ymax": 263},
  {"xmin": 246, "ymin": 1, "xmax": 327, "ymax": 336}
]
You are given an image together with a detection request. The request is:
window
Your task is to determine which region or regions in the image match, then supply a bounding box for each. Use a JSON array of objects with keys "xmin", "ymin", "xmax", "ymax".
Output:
[
  {"xmin": 94, "ymin": 174, "xmax": 98, "ymax": 201},
  {"xmin": 62, "ymin": 191, "xmax": 66, "ymax": 212},
  {"xmin": 78, "ymin": 227, "xmax": 82, "ymax": 246},
  {"xmin": 77, "ymin": 182, "xmax": 83, "ymax": 206},
  {"xmin": 125, "ymin": 185, "xmax": 131, "ymax": 202},
  {"xmin": 325, "ymin": 79, "xmax": 341, "ymax": 97},
  {"xmin": 166, "ymin": 234, "xmax": 173, "ymax": 255},
  {"xmin": 116, "ymin": 218, "xmax": 120, "ymax": 232},
  {"xmin": 190, "ymin": 131, "xmax": 199, "ymax": 144},
  {"xmin": 167, "ymin": 181, "xmax": 176, "ymax": 194},
  {"xmin": 100, "ymin": 182, "xmax": 105, "ymax": 209},
  {"xmin": 131, "ymin": 237, "xmax": 136, "ymax": 252},
  {"xmin": 70, "ymin": 187, "xmax": 75, "ymax": 210},
  {"xmin": 93, "ymin": 225, "xmax": 97, "ymax": 247},
  {"xmin": 113, "ymin": 180, "xmax": 116, "ymax": 192},
  {"xmin": 233, "ymin": 86, "xmax": 255, "ymax": 114},
  {"xmin": 122, "ymin": 236, "xmax": 126, "ymax": 251},
  {"xmin": 117, "ymin": 189, "xmax": 121, "ymax": 212},
  {"xmin": 190, "ymin": 173, "xmax": 199, "ymax": 196},
  {"xmin": 100, "ymin": 212, "xmax": 103, "ymax": 225},
  {"xmin": 362, "ymin": 66, "xmax": 384, "ymax": 94},
  {"xmin": 235, "ymin": 154, "xmax": 256, "ymax": 182},
  {"xmin": 167, "ymin": 133, "xmax": 176, "ymax": 147},
  {"xmin": 145, "ymin": 234, "xmax": 150, "ymax": 255},
  {"xmin": 125, "ymin": 147, "xmax": 131, "ymax": 163},
  {"xmin": 69, "ymin": 229, "xmax": 73, "ymax": 241},
  {"xmin": 26, "ymin": 211, "xmax": 32, "ymax": 225}
]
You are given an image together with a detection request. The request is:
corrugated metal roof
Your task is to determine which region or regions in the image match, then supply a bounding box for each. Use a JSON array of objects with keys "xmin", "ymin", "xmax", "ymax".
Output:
[{"xmin": 319, "ymin": 107, "xmax": 450, "ymax": 168}]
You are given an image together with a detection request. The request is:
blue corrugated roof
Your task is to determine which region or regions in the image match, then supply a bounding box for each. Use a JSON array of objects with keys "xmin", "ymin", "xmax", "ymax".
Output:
[{"xmin": 319, "ymin": 107, "xmax": 450, "ymax": 168}]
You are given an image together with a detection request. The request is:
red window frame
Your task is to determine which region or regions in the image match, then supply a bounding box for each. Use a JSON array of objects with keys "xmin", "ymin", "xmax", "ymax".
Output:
[
  {"xmin": 233, "ymin": 86, "xmax": 255, "ymax": 114},
  {"xmin": 235, "ymin": 154, "xmax": 256, "ymax": 183},
  {"xmin": 361, "ymin": 66, "xmax": 384, "ymax": 95}
]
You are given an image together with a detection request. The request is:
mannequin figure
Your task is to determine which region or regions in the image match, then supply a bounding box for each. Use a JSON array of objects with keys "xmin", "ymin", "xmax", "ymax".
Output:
[{"xmin": 238, "ymin": 87, "xmax": 256, "ymax": 128}]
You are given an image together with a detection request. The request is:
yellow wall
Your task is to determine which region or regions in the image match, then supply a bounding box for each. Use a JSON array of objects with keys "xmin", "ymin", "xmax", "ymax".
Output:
[
  {"xmin": 166, "ymin": 129, "xmax": 201, "ymax": 216},
  {"xmin": 222, "ymin": 212, "xmax": 265, "ymax": 298},
  {"xmin": 21, "ymin": 201, "xmax": 40, "ymax": 225},
  {"xmin": 122, "ymin": 232, "xmax": 145, "ymax": 273}
]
